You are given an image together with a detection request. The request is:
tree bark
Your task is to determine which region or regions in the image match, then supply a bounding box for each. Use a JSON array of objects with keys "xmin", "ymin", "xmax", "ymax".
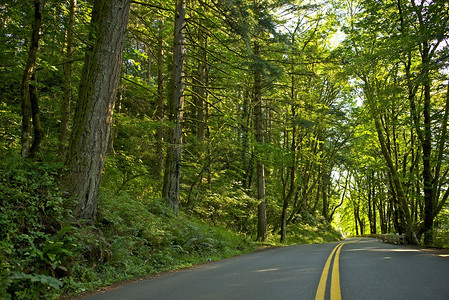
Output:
[
  {"xmin": 322, "ymin": 166, "xmax": 330, "ymax": 222},
  {"xmin": 240, "ymin": 91, "xmax": 251, "ymax": 189},
  {"xmin": 155, "ymin": 18, "xmax": 165, "ymax": 178},
  {"xmin": 371, "ymin": 173, "xmax": 377, "ymax": 234},
  {"xmin": 280, "ymin": 105, "xmax": 296, "ymax": 243},
  {"xmin": 432, "ymin": 81, "xmax": 449, "ymax": 218},
  {"xmin": 64, "ymin": 0, "xmax": 130, "ymax": 223},
  {"xmin": 108, "ymin": 76, "xmax": 123, "ymax": 154},
  {"xmin": 59, "ymin": 0, "xmax": 76, "ymax": 158},
  {"xmin": 29, "ymin": 73, "xmax": 43, "ymax": 158},
  {"xmin": 163, "ymin": 0, "xmax": 186, "ymax": 213},
  {"xmin": 280, "ymin": 162, "xmax": 295, "ymax": 243},
  {"xmin": 280, "ymin": 40, "xmax": 298, "ymax": 242},
  {"xmin": 354, "ymin": 200, "xmax": 359, "ymax": 236},
  {"xmin": 21, "ymin": 0, "xmax": 43, "ymax": 158},
  {"xmin": 421, "ymin": 45, "xmax": 434, "ymax": 246},
  {"xmin": 368, "ymin": 175, "xmax": 373, "ymax": 234},
  {"xmin": 254, "ymin": 42, "xmax": 267, "ymax": 242},
  {"xmin": 196, "ymin": 31, "xmax": 206, "ymax": 142}
]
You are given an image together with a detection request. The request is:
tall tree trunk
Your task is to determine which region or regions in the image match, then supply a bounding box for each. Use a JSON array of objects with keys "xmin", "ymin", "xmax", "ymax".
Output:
[
  {"xmin": 421, "ymin": 48, "xmax": 434, "ymax": 246},
  {"xmin": 317, "ymin": 128, "xmax": 329, "ymax": 221},
  {"xmin": 196, "ymin": 31, "xmax": 206, "ymax": 142},
  {"xmin": 433, "ymin": 81, "xmax": 449, "ymax": 218},
  {"xmin": 64, "ymin": 0, "xmax": 131, "ymax": 223},
  {"xmin": 280, "ymin": 162, "xmax": 295, "ymax": 243},
  {"xmin": 192, "ymin": 25, "xmax": 207, "ymax": 189},
  {"xmin": 162, "ymin": 0, "xmax": 186, "ymax": 213},
  {"xmin": 378, "ymin": 179, "xmax": 387, "ymax": 234},
  {"xmin": 241, "ymin": 91, "xmax": 251, "ymax": 190},
  {"xmin": 254, "ymin": 42, "xmax": 267, "ymax": 242},
  {"xmin": 280, "ymin": 45, "xmax": 298, "ymax": 242},
  {"xmin": 108, "ymin": 76, "xmax": 123, "ymax": 154},
  {"xmin": 321, "ymin": 166, "xmax": 330, "ymax": 222},
  {"xmin": 371, "ymin": 174, "xmax": 377, "ymax": 234},
  {"xmin": 354, "ymin": 201, "xmax": 359, "ymax": 236},
  {"xmin": 59, "ymin": 0, "xmax": 76, "ymax": 158},
  {"xmin": 368, "ymin": 175, "xmax": 374, "ymax": 234},
  {"xmin": 280, "ymin": 103, "xmax": 296, "ymax": 243},
  {"xmin": 406, "ymin": 38, "xmax": 434, "ymax": 245},
  {"xmin": 358, "ymin": 210, "xmax": 364, "ymax": 235},
  {"xmin": 29, "ymin": 73, "xmax": 43, "ymax": 158},
  {"xmin": 21, "ymin": 0, "xmax": 43, "ymax": 158},
  {"xmin": 156, "ymin": 18, "xmax": 165, "ymax": 178}
]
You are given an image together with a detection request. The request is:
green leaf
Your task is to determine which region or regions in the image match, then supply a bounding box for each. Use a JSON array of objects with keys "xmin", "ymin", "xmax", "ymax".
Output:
[
  {"xmin": 10, "ymin": 272, "xmax": 62, "ymax": 289},
  {"xmin": 47, "ymin": 253, "xmax": 56, "ymax": 261}
]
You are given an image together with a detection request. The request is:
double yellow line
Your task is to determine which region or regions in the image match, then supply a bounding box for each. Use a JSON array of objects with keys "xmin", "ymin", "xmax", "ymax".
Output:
[{"xmin": 315, "ymin": 242, "xmax": 345, "ymax": 300}]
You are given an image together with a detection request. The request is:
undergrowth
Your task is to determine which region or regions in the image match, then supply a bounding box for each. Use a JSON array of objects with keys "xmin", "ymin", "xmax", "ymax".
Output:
[
  {"xmin": 0, "ymin": 155, "xmax": 257, "ymax": 299},
  {"xmin": 65, "ymin": 189, "xmax": 257, "ymax": 297},
  {"xmin": 0, "ymin": 154, "xmax": 344, "ymax": 299},
  {"xmin": 0, "ymin": 154, "xmax": 70, "ymax": 299},
  {"xmin": 433, "ymin": 208, "xmax": 449, "ymax": 249},
  {"xmin": 284, "ymin": 214, "xmax": 343, "ymax": 245}
]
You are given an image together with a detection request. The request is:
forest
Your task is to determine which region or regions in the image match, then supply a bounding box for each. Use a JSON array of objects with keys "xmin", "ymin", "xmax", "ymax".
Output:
[{"xmin": 0, "ymin": 0, "xmax": 448, "ymax": 298}]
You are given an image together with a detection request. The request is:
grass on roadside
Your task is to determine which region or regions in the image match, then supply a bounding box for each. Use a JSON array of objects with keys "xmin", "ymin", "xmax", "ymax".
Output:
[{"xmin": 61, "ymin": 191, "xmax": 257, "ymax": 298}]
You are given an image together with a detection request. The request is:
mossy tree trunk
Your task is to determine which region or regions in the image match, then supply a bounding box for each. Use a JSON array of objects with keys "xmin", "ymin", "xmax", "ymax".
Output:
[
  {"xmin": 21, "ymin": 0, "xmax": 43, "ymax": 159},
  {"xmin": 64, "ymin": 0, "xmax": 130, "ymax": 223},
  {"xmin": 163, "ymin": 0, "xmax": 186, "ymax": 213},
  {"xmin": 156, "ymin": 18, "xmax": 165, "ymax": 178}
]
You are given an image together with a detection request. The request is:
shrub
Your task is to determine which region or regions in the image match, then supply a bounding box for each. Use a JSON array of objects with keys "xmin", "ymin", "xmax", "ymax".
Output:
[
  {"xmin": 0, "ymin": 154, "xmax": 72, "ymax": 299},
  {"xmin": 191, "ymin": 188, "xmax": 258, "ymax": 233}
]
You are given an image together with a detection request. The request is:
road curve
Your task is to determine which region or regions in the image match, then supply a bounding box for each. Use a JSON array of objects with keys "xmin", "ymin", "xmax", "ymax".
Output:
[{"xmin": 78, "ymin": 238, "xmax": 449, "ymax": 300}]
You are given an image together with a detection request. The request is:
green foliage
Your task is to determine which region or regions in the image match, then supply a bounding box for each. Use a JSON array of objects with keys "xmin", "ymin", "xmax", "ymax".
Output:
[
  {"xmin": 0, "ymin": 102, "xmax": 21, "ymax": 150},
  {"xmin": 0, "ymin": 153, "xmax": 71, "ymax": 299},
  {"xmin": 0, "ymin": 151, "xmax": 259, "ymax": 298},
  {"xmin": 284, "ymin": 213, "xmax": 343, "ymax": 245},
  {"xmin": 433, "ymin": 208, "xmax": 449, "ymax": 249},
  {"xmin": 191, "ymin": 188, "xmax": 259, "ymax": 233},
  {"xmin": 59, "ymin": 189, "xmax": 257, "ymax": 295},
  {"xmin": 7, "ymin": 272, "xmax": 62, "ymax": 300}
]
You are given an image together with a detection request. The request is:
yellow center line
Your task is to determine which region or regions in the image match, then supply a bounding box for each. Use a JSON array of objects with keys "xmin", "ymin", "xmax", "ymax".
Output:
[
  {"xmin": 315, "ymin": 239, "xmax": 362, "ymax": 300},
  {"xmin": 315, "ymin": 243, "xmax": 344, "ymax": 300},
  {"xmin": 330, "ymin": 243, "xmax": 344, "ymax": 300}
]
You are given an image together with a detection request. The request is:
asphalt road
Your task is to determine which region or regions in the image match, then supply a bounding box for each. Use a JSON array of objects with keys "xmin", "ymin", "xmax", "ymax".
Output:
[{"xmin": 79, "ymin": 238, "xmax": 449, "ymax": 300}]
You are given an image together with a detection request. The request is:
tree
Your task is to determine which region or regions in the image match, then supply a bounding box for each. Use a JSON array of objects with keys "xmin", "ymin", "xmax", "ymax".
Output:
[
  {"xmin": 163, "ymin": 0, "xmax": 186, "ymax": 213},
  {"xmin": 337, "ymin": 0, "xmax": 449, "ymax": 244},
  {"xmin": 253, "ymin": 42, "xmax": 267, "ymax": 241},
  {"xmin": 58, "ymin": 0, "xmax": 77, "ymax": 157},
  {"xmin": 64, "ymin": 0, "xmax": 131, "ymax": 223},
  {"xmin": 21, "ymin": 0, "xmax": 44, "ymax": 159},
  {"xmin": 156, "ymin": 17, "xmax": 165, "ymax": 177},
  {"xmin": 397, "ymin": 0, "xmax": 449, "ymax": 246}
]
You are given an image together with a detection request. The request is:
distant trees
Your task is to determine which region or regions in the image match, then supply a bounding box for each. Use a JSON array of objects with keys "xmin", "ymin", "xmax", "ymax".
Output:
[{"xmin": 338, "ymin": 0, "xmax": 449, "ymax": 245}]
